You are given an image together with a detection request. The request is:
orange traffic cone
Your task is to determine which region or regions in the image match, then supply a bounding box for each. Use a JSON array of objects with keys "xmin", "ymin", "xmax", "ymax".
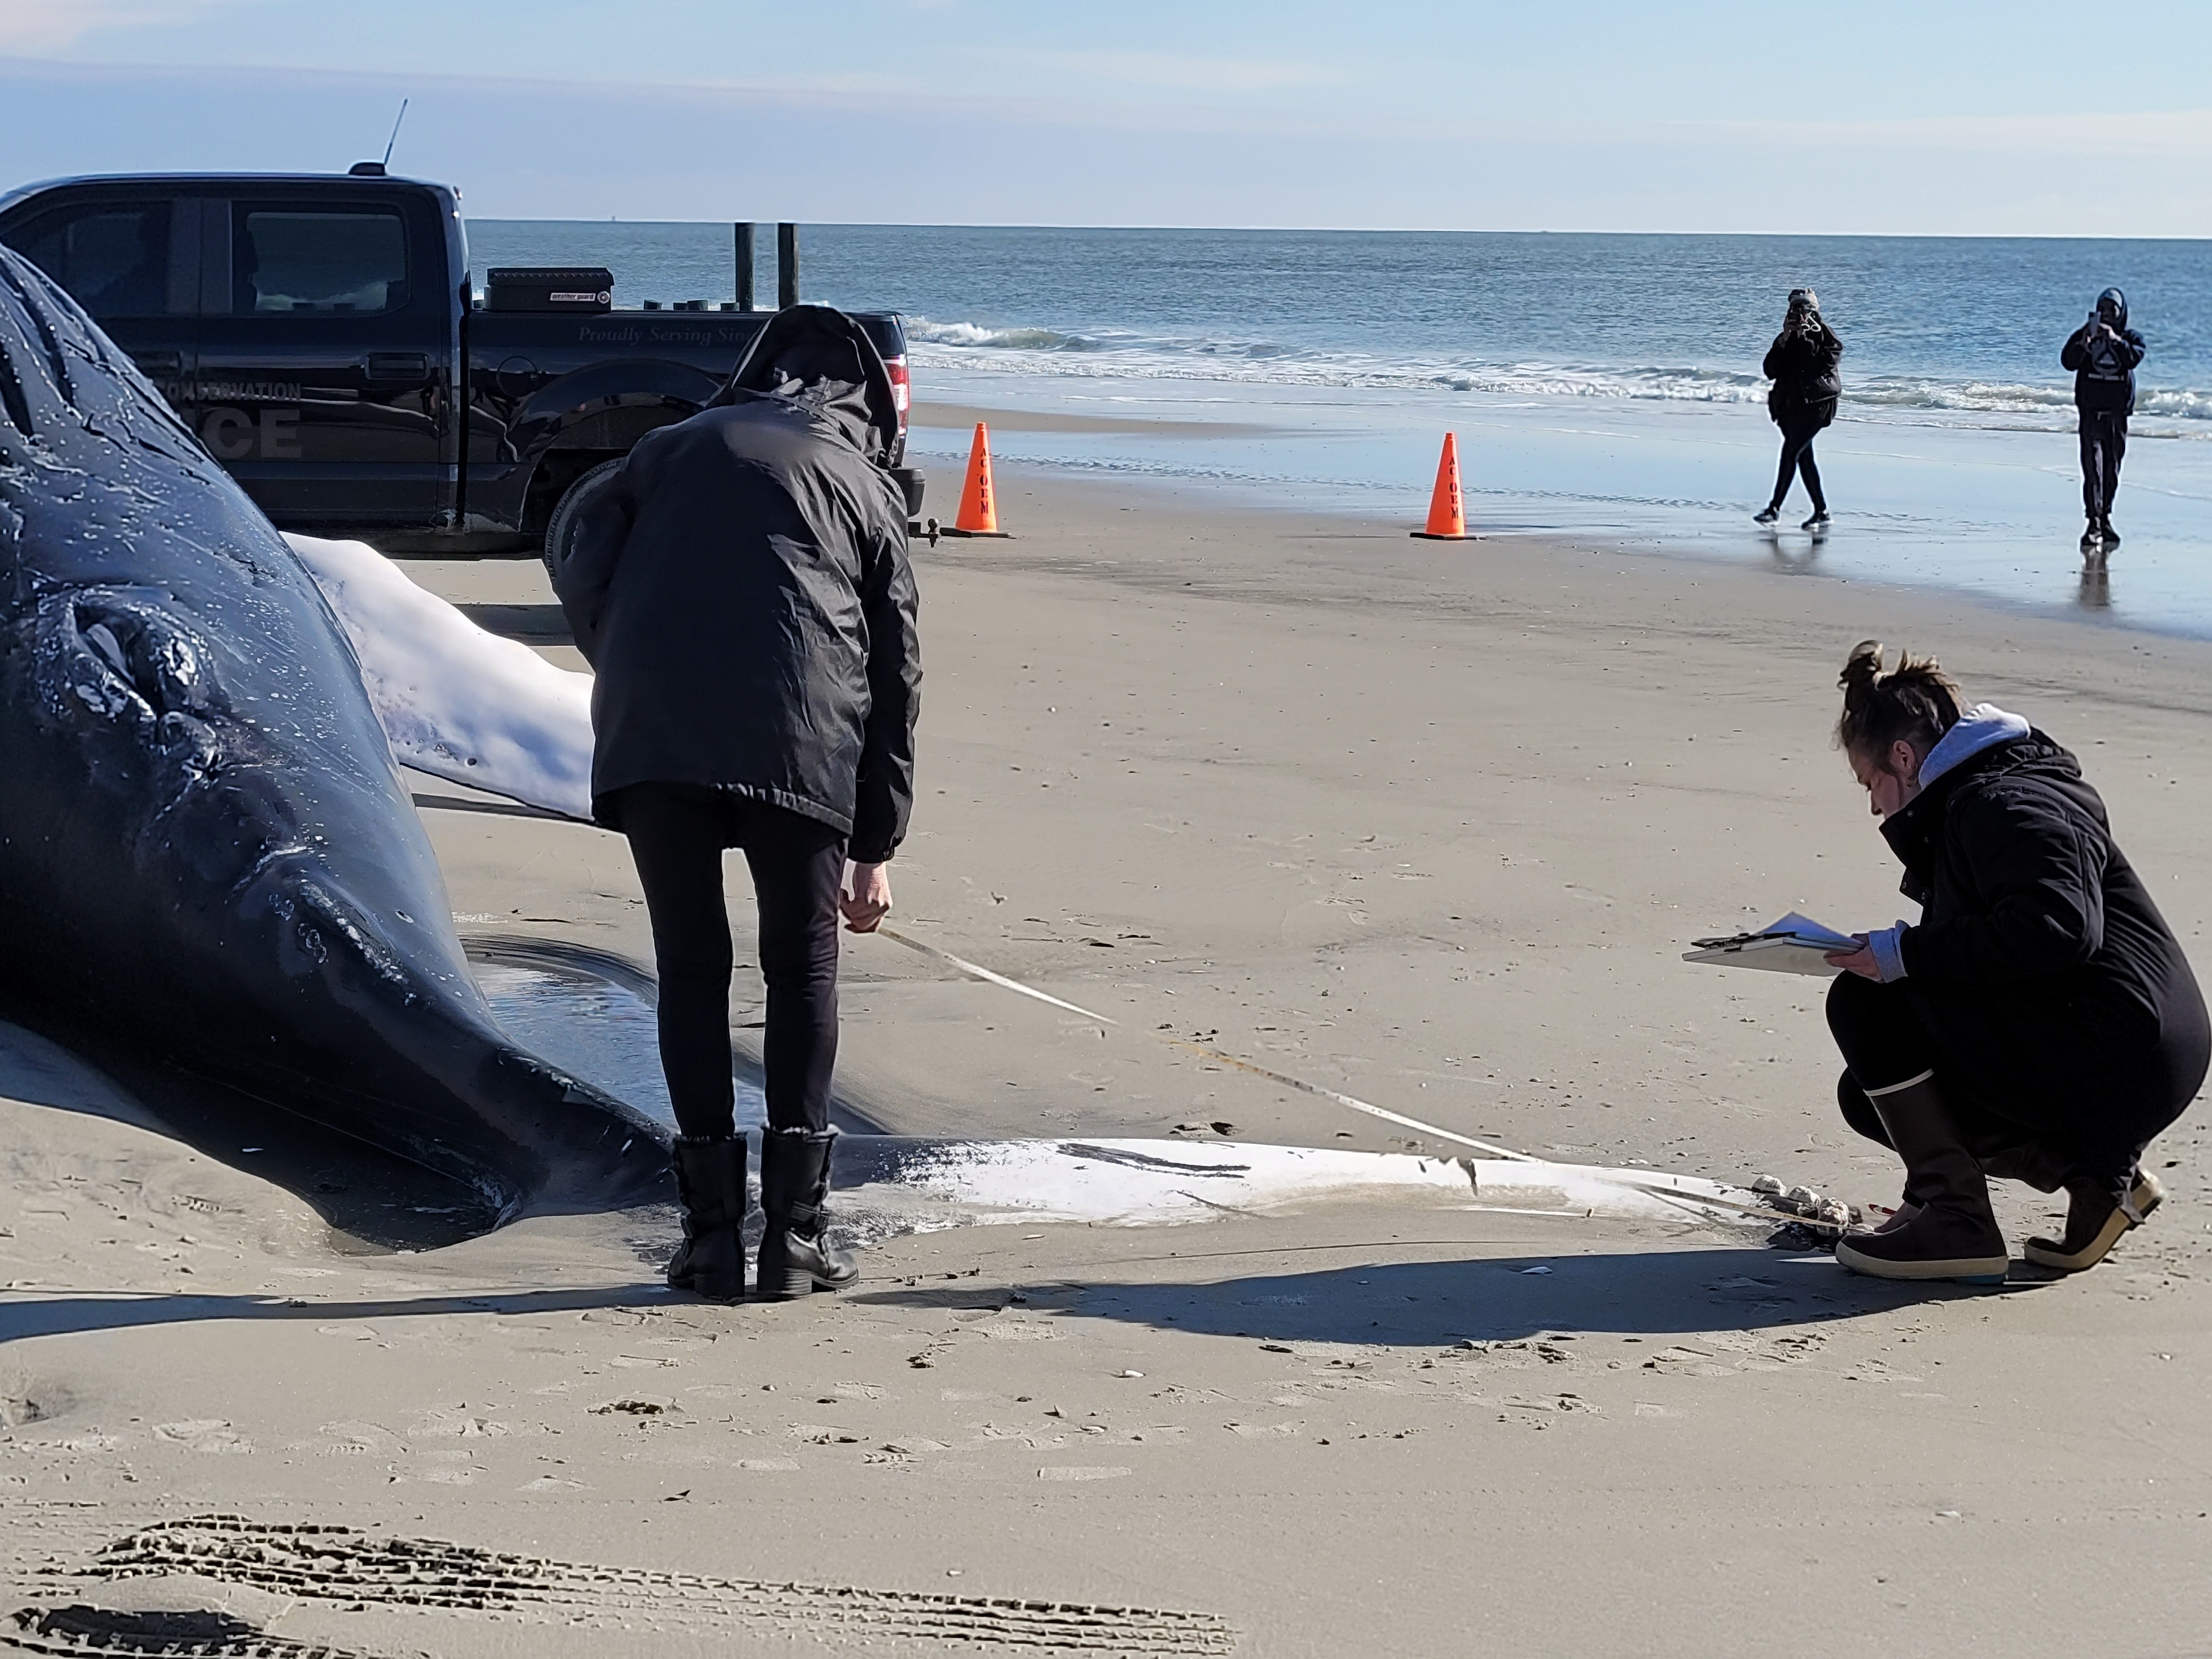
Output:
[
  {"xmin": 942, "ymin": 421, "xmax": 1011, "ymax": 538},
  {"xmin": 1410, "ymin": 432, "xmax": 1475, "ymax": 540}
]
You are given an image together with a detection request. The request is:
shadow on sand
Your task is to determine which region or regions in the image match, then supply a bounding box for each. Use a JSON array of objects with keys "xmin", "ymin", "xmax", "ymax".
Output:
[
  {"xmin": 0, "ymin": 1283, "xmax": 674, "ymax": 1346},
  {"xmin": 855, "ymin": 1243, "xmax": 2045, "ymax": 1347},
  {"xmin": 2, "ymin": 1243, "xmax": 2046, "ymax": 1350}
]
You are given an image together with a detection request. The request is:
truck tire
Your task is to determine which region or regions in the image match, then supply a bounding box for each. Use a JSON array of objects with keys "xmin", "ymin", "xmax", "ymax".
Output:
[{"xmin": 541, "ymin": 456, "xmax": 624, "ymax": 583}]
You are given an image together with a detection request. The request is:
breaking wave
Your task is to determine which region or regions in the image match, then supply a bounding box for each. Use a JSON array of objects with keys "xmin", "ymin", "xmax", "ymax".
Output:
[{"xmin": 905, "ymin": 313, "xmax": 2212, "ymax": 425}]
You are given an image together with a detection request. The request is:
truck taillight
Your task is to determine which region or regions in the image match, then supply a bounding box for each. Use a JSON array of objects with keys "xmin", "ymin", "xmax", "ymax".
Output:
[{"xmin": 885, "ymin": 355, "xmax": 911, "ymax": 425}]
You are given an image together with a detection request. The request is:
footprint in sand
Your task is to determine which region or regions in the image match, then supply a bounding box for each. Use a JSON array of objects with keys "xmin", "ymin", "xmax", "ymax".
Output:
[
  {"xmin": 410, "ymin": 1407, "xmax": 516, "ymax": 1440},
  {"xmin": 152, "ymin": 1419, "xmax": 253, "ymax": 1455},
  {"xmin": 314, "ymin": 1420, "xmax": 404, "ymax": 1458},
  {"xmin": 408, "ymin": 1450, "xmax": 482, "ymax": 1485}
]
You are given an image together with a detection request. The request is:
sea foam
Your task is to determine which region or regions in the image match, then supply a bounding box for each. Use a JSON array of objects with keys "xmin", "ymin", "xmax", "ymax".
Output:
[{"xmin": 906, "ymin": 313, "xmax": 2212, "ymax": 428}]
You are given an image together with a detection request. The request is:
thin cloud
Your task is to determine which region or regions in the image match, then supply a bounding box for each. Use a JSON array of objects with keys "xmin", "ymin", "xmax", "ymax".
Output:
[
  {"xmin": 1663, "ymin": 108, "xmax": 2212, "ymax": 159},
  {"xmin": 972, "ymin": 45, "xmax": 1340, "ymax": 95},
  {"xmin": 0, "ymin": 0, "xmax": 254, "ymax": 51}
]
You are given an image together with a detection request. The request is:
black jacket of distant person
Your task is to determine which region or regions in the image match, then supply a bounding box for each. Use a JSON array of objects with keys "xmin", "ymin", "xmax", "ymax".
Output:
[
  {"xmin": 550, "ymin": 305, "xmax": 922, "ymax": 864},
  {"xmin": 1762, "ymin": 320, "xmax": 1843, "ymax": 431},
  {"xmin": 2060, "ymin": 287, "xmax": 2146, "ymax": 415},
  {"xmin": 1879, "ymin": 726, "xmax": 2208, "ymax": 1149}
]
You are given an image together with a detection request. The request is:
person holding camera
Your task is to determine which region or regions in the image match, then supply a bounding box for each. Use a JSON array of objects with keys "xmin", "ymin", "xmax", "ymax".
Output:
[
  {"xmin": 1755, "ymin": 289, "xmax": 1843, "ymax": 531},
  {"xmin": 2061, "ymin": 288, "xmax": 2145, "ymax": 552}
]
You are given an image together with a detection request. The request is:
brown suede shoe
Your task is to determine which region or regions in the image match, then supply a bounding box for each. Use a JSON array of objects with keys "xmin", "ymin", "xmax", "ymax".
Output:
[{"xmin": 2022, "ymin": 1170, "xmax": 2163, "ymax": 1273}]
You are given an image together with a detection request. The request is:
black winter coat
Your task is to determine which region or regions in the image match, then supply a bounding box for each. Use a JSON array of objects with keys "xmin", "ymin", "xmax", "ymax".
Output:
[
  {"xmin": 550, "ymin": 338, "xmax": 920, "ymax": 862},
  {"xmin": 2061, "ymin": 313, "xmax": 2146, "ymax": 415},
  {"xmin": 1883, "ymin": 731, "xmax": 2208, "ymax": 1137},
  {"xmin": 1763, "ymin": 325, "xmax": 1842, "ymax": 430}
]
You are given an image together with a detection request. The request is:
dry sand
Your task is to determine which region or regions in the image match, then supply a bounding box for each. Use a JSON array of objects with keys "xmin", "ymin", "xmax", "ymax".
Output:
[{"xmin": 5, "ymin": 456, "xmax": 2210, "ymax": 1655}]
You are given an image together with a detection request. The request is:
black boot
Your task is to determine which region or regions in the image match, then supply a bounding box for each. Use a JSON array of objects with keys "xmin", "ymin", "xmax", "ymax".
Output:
[
  {"xmin": 665, "ymin": 1133, "xmax": 748, "ymax": 1302},
  {"xmin": 1834, "ymin": 1080, "xmax": 2008, "ymax": 1284},
  {"xmin": 2099, "ymin": 516, "xmax": 2120, "ymax": 548},
  {"xmin": 1973, "ymin": 1137, "xmax": 2074, "ymax": 1194},
  {"xmin": 757, "ymin": 1127, "xmax": 859, "ymax": 1301},
  {"xmin": 2024, "ymin": 1169, "xmax": 2162, "ymax": 1272}
]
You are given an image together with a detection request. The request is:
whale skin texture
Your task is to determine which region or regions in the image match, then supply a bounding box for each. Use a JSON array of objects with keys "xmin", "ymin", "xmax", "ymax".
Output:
[{"xmin": 0, "ymin": 243, "xmax": 667, "ymax": 1221}]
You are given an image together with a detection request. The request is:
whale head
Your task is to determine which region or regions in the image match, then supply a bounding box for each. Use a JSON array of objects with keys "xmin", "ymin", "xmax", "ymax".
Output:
[{"xmin": 0, "ymin": 244, "xmax": 666, "ymax": 1218}]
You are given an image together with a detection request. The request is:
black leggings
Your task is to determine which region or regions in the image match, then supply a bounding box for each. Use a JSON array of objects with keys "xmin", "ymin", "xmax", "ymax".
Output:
[
  {"xmin": 1824, "ymin": 970, "xmax": 2183, "ymax": 1189},
  {"xmin": 1770, "ymin": 420, "xmax": 1827, "ymax": 512},
  {"xmin": 2079, "ymin": 410, "xmax": 2127, "ymax": 520},
  {"xmin": 616, "ymin": 783, "xmax": 847, "ymax": 1141}
]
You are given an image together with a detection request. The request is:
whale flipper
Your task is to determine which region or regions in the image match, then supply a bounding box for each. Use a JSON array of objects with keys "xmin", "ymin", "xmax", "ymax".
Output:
[{"xmin": 285, "ymin": 533, "xmax": 599, "ymax": 823}]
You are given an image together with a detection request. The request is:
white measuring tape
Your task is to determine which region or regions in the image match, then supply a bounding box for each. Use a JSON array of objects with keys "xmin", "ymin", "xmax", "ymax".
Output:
[{"xmin": 874, "ymin": 924, "xmax": 1830, "ymax": 1232}]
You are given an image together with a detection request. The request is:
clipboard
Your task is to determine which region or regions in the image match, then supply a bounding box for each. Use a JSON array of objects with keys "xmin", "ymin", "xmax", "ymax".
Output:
[{"xmin": 1683, "ymin": 911, "xmax": 1856, "ymax": 977}]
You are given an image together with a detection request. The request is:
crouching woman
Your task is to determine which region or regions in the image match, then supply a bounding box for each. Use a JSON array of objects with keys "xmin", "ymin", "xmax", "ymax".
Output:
[{"xmin": 1822, "ymin": 642, "xmax": 2208, "ymax": 1282}]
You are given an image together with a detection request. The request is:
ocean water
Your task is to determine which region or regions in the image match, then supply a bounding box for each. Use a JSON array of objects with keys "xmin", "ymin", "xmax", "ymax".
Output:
[{"xmin": 471, "ymin": 222, "xmax": 2212, "ymax": 632}]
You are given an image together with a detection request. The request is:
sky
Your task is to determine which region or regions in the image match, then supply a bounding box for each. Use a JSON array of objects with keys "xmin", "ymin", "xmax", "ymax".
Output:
[{"xmin": 2, "ymin": 1, "xmax": 2209, "ymax": 234}]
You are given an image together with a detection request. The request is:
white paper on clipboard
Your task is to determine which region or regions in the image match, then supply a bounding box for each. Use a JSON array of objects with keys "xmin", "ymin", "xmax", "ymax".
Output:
[{"xmin": 1683, "ymin": 912, "xmax": 1857, "ymax": 977}]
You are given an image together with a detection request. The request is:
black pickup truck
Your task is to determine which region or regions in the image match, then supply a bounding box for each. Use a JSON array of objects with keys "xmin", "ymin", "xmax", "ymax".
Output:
[{"xmin": 0, "ymin": 170, "xmax": 921, "ymax": 553}]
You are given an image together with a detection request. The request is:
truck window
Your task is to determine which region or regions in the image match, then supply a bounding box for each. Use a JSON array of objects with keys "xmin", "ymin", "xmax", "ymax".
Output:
[
  {"xmin": 234, "ymin": 209, "xmax": 408, "ymax": 315},
  {"xmin": 7, "ymin": 201, "xmax": 187, "ymax": 319}
]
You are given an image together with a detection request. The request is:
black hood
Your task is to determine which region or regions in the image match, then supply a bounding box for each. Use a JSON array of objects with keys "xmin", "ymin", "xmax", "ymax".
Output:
[
  {"xmin": 710, "ymin": 303, "xmax": 899, "ymax": 465},
  {"xmin": 2097, "ymin": 287, "xmax": 2129, "ymax": 329}
]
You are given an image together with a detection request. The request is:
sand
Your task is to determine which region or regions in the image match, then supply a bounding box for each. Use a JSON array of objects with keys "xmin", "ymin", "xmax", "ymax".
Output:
[{"xmin": 5, "ymin": 454, "xmax": 2210, "ymax": 1655}]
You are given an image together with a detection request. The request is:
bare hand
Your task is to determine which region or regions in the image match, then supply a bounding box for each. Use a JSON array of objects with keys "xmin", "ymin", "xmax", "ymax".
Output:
[
  {"xmin": 1825, "ymin": 933, "xmax": 1880, "ymax": 980},
  {"xmin": 840, "ymin": 861, "xmax": 891, "ymax": 933}
]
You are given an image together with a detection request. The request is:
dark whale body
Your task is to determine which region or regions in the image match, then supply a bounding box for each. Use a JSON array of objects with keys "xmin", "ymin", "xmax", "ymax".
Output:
[{"xmin": 0, "ymin": 246, "xmax": 667, "ymax": 1221}]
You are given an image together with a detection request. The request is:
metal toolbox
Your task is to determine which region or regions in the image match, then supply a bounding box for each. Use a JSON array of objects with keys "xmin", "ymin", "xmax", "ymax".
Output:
[{"xmin": 484, "ymin": 267, "xmax": 614, "ymax": 313}]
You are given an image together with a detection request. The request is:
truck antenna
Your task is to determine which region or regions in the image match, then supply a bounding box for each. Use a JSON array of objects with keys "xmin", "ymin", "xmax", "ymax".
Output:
[{"xmin": 381, "ymin": 98, "xmax": 410, "ymax": 168}]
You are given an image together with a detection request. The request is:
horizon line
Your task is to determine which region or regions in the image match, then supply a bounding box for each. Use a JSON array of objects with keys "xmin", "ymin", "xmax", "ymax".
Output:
[{"xmin": 472, "ymin": 217, "xmax": 2212, "ymax": 244}]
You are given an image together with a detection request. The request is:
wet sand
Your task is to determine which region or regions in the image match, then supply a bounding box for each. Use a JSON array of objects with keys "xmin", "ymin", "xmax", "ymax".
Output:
[{"xmin": 5, "ymin": 461, "xmax": 2210, "ymax": 1654}]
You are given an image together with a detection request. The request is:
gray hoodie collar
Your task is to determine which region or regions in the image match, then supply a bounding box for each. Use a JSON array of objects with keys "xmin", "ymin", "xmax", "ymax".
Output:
[{"xmin": 1919, "ymin": 703, "xmax": 2031, "ymax": 787}]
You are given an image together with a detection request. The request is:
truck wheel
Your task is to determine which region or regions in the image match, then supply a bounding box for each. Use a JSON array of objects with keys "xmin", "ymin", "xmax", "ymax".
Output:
[{"xmin": 541, "ymin": 456, "xmax": 624, "ymax": 583}]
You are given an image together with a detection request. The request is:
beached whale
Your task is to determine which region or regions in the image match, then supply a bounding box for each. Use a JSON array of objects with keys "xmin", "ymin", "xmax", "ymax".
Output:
[{"xmin": 0, "ymin": 244, "xmax": 666, "ymax": 1221}]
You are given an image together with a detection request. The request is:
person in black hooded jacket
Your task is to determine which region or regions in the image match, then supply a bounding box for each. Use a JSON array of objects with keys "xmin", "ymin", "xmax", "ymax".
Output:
[
  {"xmin": 1817, "ymin": 642, "xmax": 2207, "ymax": 1283},
  {"xmin": 2059, "ymin": 287, "xmax": 2146, "ymax": 551},
  {"xmin": 1756, "ymin": 288, "xmax": 1842, "ymax": 531},
  {"xmin": 551, "ymin": 304, "xmax": 921, "ymax": 1305}
]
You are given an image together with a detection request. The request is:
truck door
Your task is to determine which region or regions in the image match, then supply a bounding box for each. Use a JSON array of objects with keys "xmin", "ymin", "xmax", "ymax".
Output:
[
  {"xmin": 0, "ymin": 191, "xmax": 198, "ymax": 413},
  {"xmin": 194, "ymin": 190, "xmax": 455, "ymax": 534}
]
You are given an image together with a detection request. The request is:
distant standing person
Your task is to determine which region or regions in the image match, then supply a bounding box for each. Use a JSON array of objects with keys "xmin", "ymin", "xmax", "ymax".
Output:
[
  {"xmin": 2060, "ymin": 287, "xmax": 2145, "ymax": 552},
  {"xmin": 1756, "ymin": 289, "xmax": 1842, "ymax": 531}
]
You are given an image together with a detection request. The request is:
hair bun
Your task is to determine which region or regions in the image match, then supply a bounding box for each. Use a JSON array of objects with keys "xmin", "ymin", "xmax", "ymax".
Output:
[
  {"xmin": 1839, "ymin": 640, "xmax": 1885, "ymax": 709},
  {"xmin": 1835, "ymin": 641, "xmax": 1963, "ymax": 759}
]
